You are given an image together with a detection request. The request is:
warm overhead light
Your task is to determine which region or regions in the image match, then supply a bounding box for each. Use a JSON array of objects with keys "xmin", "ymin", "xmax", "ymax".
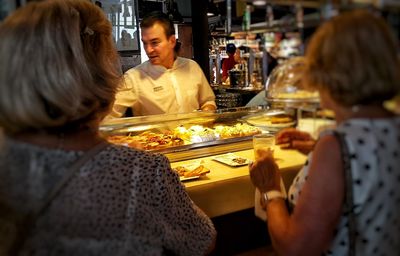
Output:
[{"xmin": 253, "ymin": 0, "xmax": 267, "ymax": 6}]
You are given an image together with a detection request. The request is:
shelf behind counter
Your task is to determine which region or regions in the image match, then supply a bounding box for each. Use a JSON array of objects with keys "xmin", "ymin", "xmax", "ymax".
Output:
[
  {"xmin": 212, "ymin": 85, "xmax": 264, "ymax": 107},
  {"xmin": 170, "ymin": 146, "xmax": 307, "ymax": 218}
]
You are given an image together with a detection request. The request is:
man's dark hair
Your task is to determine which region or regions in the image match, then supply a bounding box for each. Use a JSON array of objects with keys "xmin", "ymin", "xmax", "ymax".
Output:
[
  {"xmin": 174, "ymin": 39, "xmax": 182, "ymax": 54},
  {"xmin": 140, "ymin": 11, "xmax": 175, "ymax": 37},
  {"xmin": 226, "ymin": 43, "xmax": 236, "ymax": 54}
]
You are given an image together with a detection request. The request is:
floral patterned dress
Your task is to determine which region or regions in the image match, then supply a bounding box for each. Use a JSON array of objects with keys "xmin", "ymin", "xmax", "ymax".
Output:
[{"xmin": 0, "ymin": 137, "xmax": 216, "ymax": 256}]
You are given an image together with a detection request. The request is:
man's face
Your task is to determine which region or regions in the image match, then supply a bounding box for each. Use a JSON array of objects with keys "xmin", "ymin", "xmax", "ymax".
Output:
[{"xmin": 141, "ymin": 22, "xmax": 176, "ymax": 68}]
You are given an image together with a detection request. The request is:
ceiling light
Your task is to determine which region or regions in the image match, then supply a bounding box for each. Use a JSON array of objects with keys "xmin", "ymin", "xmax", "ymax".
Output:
[{"xmin": 253, "ymin": 0, "xmax": 267, "ymax": 6}]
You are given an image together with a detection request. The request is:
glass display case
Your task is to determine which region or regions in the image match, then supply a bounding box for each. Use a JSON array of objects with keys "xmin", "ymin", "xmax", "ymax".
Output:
[
  {"xmin": 100, "ymin": 106, "xmax": 296, "ymax": 162},
  {"xmin": 265, "ymin": 56, "xmax": 320, "ymax": 109}
]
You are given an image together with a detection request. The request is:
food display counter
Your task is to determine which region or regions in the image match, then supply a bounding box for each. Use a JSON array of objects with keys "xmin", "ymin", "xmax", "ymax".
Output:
[
  {"xmin": 171, "ymin": 147, "xmax": 306, "ymax": 218},
  {"xmin": 100, "ymin": 106, "xmax": 306, "ymax": 217}
]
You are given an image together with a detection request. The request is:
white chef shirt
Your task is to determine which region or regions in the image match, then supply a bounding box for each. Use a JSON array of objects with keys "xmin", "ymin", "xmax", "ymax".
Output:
[{"xmin": 109, "ymin": 57, "xmax": 216, "ymax": 117}]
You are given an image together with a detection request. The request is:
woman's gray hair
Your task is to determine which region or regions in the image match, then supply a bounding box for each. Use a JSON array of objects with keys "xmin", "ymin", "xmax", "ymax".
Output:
[
  {"xmin": 304, "ymin": 9, "xmax": 400, "ymax": 106},
  {"xmin": 0, "ymin": 0, "xmax": 122, "ymax": 134}
]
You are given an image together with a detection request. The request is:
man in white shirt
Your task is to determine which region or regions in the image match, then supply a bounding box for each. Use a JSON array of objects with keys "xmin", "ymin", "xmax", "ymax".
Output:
[{"xmin": 109, "ymin": 12, "xmax": 216, "ymax": 117}]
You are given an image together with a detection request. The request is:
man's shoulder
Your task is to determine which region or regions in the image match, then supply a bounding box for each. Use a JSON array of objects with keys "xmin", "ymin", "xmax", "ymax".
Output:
[
  {"xmin": 177, "ymin": 57, "xmax": 196, "ymax": 65},
  {"xmin": 125, "ymin": 61, "xmax": 149, "ymax": 75},
  {"xmin": 134, "ymin": 61, "xmax": 150, "ymax": 70},
  {"xmin": 176, "ymin": 57, "xmax": 200, "ymax": 69}
]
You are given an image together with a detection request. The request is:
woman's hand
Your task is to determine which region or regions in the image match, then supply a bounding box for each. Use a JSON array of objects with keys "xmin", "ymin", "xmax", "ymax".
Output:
[
  {"xmin": 275, "ymin": 128, "xmax": 316, "ymax": 155},
  {"xmin": 249, "ymin": 148, "xmax": 281, "ymax": 193},
  {"xmin": 200, "ymin": 104, "xmax": 216, "ymax": 112}
]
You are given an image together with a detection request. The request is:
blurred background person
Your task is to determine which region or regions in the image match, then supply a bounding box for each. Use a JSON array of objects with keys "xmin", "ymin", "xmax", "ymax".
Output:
[
  {"xmin": 0, "ymin": 1, "xmax": 216, "ymax": 255},
  {"xmin": 116, "ymin": 29, "xmax": 138, "ymax": 51},
  {"xmin": 221, "ymin": 43, "xmax": 240, "ymax": 83},
  {"xmin": 249, "ymin": 9, "xmax": 400, "ymax": 255},
  {"xmin": 108, "ymin": 11, "xmax": 216, "ymax": 118}
]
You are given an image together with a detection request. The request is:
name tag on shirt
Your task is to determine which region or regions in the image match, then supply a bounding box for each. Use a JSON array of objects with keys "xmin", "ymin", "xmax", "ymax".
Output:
[{"xmin": 153, "ymin": 86, "xmax": 164, "ymax": 92}]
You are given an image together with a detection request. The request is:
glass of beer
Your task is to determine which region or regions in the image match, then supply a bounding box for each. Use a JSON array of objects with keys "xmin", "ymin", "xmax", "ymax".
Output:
[{"xmin": 253, "ymin": 133, "xmax": 275, "ymax": 160}]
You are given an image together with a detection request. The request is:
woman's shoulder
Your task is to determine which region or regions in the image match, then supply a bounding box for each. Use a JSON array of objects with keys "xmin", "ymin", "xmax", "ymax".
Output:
[
  {"xmin": 333, "ymin": 117, "xmax": 400, "ymax": 145},
  {"xmin": 338, "ymin": 116, "xmax": 400, "ymax": 130},
  {"xmin": 104, "ymin": 144, "xmax": 169, "ymax": 165},
  {"xmin": 310, "ymin": 131, "xmax": 343, "ymax": 178},
  {"xmin": 93, "ymin": 144, "xmax": 175, "ymax": 182}
]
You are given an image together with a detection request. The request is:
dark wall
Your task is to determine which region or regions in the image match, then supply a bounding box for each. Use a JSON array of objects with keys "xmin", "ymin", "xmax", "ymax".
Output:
[{"xmin": 191, "ymin": 0, "xmax": 210, "ymax": 82}]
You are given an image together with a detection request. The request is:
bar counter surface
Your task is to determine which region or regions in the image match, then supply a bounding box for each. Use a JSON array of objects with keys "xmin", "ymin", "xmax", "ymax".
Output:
[
  {"xmin": 170, "ymin": 147, "xmax": 307, "ymax": 218},
  {"xmin": 100, "ymin": 110, "xmax": 319, "ymax": 218}
]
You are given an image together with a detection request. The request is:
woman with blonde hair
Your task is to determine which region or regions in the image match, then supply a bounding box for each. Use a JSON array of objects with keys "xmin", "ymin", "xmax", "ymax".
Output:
[
  {"xmin": 250, "ymin": 9, "xmax": 400, "ymax": 255},
  {"xmin": 0, "ymin": 0, "xmax": 216, "ymax": 255}
]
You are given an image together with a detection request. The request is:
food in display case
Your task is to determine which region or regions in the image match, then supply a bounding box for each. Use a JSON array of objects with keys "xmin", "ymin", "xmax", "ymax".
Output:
[
  {"xmin": 107, "ymin": 131, "xmax": 184, "ymax": 150},
  {"xmin": 107, "ymin": 122, "xmax": 262, "ymax": 149},
  {"xmin": 100, "ymin": 107, "xmax": 296, "ymax": 161},
  {"xmin": 273, "ymin": 90, "xmax": 319, "ymax": 100},
  {"xmin": 213, "ymin": 123, "xmax": 261, "ymax": 138},
  {"xmin": 173, "ymin": 125, "xmax": 219, "ymax": 142}
]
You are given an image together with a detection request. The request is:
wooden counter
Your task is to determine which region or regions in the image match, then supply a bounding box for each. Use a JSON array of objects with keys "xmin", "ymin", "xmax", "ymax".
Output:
[{"xmin": 170, "ymin": 147, "xmax": 307, "ymax": 218}]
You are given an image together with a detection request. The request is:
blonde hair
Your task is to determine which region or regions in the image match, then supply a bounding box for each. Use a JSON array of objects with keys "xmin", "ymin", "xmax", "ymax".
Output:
[
  {"xmin": 0, "ymin": 0, "xmax": 122, "ymax": 134},
  {"xmin": 304, "ymin": 9, "xmax": 400, "ymax": 106}
]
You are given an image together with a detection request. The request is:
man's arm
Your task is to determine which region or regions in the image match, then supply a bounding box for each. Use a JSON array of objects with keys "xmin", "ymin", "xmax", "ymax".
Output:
[
  {"xmin": 200, "ymin": 103, "xmax": 216, "ymax": 112},
  {"xmin": 105, "ymin": 71, "xmax": 138, "ymax": 119},
  {"xmin": 106, "ymin": 104, "xmax": 128, "ymax": 119},
  {"xmin": 197, "ymin": 64, "xmax": 217, "ymax": 111}
]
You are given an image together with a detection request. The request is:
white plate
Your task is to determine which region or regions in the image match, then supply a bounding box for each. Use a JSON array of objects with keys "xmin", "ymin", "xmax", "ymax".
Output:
[
  {"xmin": 180, "ymin": 176, "xmax": 201, "ymax": 182},
  {"xmin": 245, "ymin": 116, "xmax": 295, "ymax": 129},
  {"xmin": 173, "ymin": 161, "xmax": 209, "ymax": 181},
  {"xmin": 212, "ymin": 153, "xmax": 251, "ymax": 167}
]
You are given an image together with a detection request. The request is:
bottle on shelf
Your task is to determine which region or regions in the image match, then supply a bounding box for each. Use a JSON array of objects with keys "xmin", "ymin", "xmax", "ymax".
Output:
[{"xmin": 242, "ymin": 5, "xmax": 251, "ymax": 31}]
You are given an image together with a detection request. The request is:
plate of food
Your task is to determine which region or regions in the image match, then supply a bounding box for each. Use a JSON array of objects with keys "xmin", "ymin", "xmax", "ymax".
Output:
[
  {"xmin": 212, "ymin": 153, "xmax": 251, "ymax": 167},
  {"xmin": 172, "ymin": 161, "xmax": 211, "ymax": 182},
  {"xmin": 243, "ymin": 113, "xmax": 296, "ymax": 132}
]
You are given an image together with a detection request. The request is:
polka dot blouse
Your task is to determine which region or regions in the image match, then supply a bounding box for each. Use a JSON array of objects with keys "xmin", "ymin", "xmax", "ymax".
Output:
[
  {"xmin": 288, "ymin": 116, "xmax": 400, "ymax": 255},
  {"xmin": 0, "ymin": 138, "xmax": 216, "ymax": 256}
]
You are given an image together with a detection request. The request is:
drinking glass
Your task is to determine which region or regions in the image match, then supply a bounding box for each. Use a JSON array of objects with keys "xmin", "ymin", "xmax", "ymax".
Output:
[{"xmin": 253, "ymin": 133, "xmax": 275, "ymax": 160}]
